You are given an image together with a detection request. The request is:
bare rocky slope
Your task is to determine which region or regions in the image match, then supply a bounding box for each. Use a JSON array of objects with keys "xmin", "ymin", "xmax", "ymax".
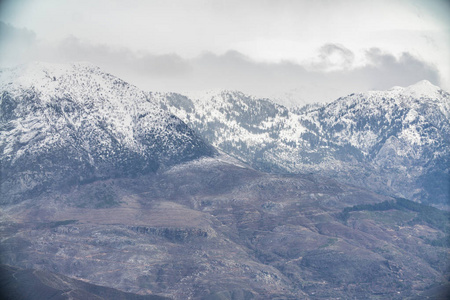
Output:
[
  {"xmin": 0, "ymin": 63, "xmax": 448, "ymax": 299},
  {"xmin": 0, "ymin": 264, "xmax": 170, "ymax": 300},
  {"xmin": 1, "ymin": 156, "xmax": 448, "ymax": 299}
]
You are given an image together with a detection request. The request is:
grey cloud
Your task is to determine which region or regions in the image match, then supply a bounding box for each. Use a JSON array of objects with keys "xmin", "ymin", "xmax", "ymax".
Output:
[
  {"xmin": 0, "ymin": 21, "xmax": 36, "ymax": 66},
  {"xmin": 312, "ymin": 43, "xmax": 355, "ymax": 70},
  {"xmin": 191, "ymin": 51, "xmax": 311, "ymax": 92},
  {"xmin": 0, "ymin": 21, "xmax": 35, "ymax": 43},
  {"xmin": 365, "ymin": 48, "xmax": 397, "ymax": 65},
  {"xmin": 183, "ymin": 48, "xmax": 440, "ymax": 105},
  {"xmin": 56, "ymin": 36, "xmax": 192, "ymax": 77},
  {"xmin": 0, "ymin": 28, "xmax": 442, "ymax": 106},
  {"xmin": 360, "ymin": 48, "xmax": 440, "ymax": 89}
]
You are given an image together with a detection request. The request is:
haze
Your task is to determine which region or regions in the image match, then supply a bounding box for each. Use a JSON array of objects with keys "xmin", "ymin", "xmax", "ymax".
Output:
[{"xmin": 1, "ymin": 0, "xmax": 449, "ymax": 106}]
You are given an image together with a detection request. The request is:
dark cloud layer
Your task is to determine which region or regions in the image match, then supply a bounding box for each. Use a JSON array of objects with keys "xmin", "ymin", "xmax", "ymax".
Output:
[
  {"xmin": 362, "ymin": 48, "xmax": 440, "ymax": 89},
  {"xmin": 185, "ymin": 48, "xmax": 440, "ymax": 104},
  {"xmin": 56, "ymin": 36, "xmax": 192, "ymax": 77},
  {"xmin": 0, "ymin": 22, "xmax": 442, "ymax": 105}
]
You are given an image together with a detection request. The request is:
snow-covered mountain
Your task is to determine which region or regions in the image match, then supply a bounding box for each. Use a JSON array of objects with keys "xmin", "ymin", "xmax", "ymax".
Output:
[
  {"xmin": 0, "ymin": 62, "xmax": 215, "ymax": 203},
  {"xmin": 1, "ymin": 62, "xmax": 447, "ymax": 206},
  {"xmin": 1, "ymin": 63, "xmax": 448, "ymax": 299},
  {"xmin": 159, "ymin": 82, "xmax": 450, "ymax": 206}
]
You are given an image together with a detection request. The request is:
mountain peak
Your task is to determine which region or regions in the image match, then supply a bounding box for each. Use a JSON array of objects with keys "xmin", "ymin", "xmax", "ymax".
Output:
[
  {"xmin": 403, "ymin": 80, "xmax": 441, "ymax": 98},
  {"xmin": 1, "ymin": 61, "xmax": 99, "ymax": 80},
  {"xmin": 0, "ymin": 61, "xmax": 215, "ymax": 203},
  {"xmin": 384, "ymin": 80, "xmax": 442, "ymax": 99},
  {"xmin": 0, "ymin": 62, "xmax": 106, "ymax": 98},
  {"xmin": 407, "ymin": 79, "xmax": 439, "ymax": 89}
]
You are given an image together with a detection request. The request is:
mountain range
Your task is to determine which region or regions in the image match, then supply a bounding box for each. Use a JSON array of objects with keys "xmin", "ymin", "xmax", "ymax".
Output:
[
  {"xmin": 158, "ymin": 82, "xmax": 450, "ymax": 207},
  {"xmin": 0, "ymin": 62, "xmax": 448, "ymax": 299}
]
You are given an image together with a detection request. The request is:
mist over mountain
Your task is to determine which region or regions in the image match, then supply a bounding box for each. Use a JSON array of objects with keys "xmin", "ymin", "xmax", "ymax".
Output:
[{"xmin": 0, "ymin": 63, "xmax": 448, "ymax": 299}]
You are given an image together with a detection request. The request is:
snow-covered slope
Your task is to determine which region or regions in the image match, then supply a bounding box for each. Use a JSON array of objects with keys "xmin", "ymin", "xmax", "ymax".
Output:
[
  {"xmin": 0, "ymin": 62, "xmax": 215, "ymax": 203},
  {"xmin": 159, "ymin": 82, "xmax": 450, "ymax": 206},
  {"xmin": 2, "ymin": 62, "xmax": 446, "ymax": 205},
  {"xmin": 158, "ymin": 91, "xmax": 313, "ymax": 171},
  {"xmin": 310, "ymin": 81, "xmax": 450, "ymax": 204}
]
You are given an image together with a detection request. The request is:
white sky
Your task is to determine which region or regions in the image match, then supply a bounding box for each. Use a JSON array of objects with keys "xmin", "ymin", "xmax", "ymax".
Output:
[{"xmin": 1, "ymin": 0, "xmax": 449, "ymax": 105}]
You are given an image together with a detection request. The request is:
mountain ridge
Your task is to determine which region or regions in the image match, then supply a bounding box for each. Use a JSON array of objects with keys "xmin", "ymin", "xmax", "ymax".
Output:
[
  {"xmin": 158, "ymin": 80, "xmax": 450, "ymax": 206},
  {"xmin": 0, "ymin": 62, "xmax": 215, "ymax": 204}
]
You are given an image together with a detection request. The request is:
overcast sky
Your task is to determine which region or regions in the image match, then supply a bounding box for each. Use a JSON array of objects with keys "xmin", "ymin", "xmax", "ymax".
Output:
[{"xmin": 1, "ymin": 0, "xmax": 449, "ymax": 106}]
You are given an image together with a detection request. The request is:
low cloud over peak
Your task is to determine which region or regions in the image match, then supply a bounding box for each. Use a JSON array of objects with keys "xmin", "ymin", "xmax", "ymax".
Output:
[
  {"xmin": 309, "ymin": 43, "xmax": 356, "ymax": 72},
  {"xmin": 0, "ymin": 22, "xmax": 443, "ymax": 106}
]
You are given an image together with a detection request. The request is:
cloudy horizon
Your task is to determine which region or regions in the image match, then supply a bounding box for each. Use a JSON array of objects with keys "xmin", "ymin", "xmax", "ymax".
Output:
[{"xmin": 1, "ymin": 0, "xmax": 449, "ymax": 106}]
